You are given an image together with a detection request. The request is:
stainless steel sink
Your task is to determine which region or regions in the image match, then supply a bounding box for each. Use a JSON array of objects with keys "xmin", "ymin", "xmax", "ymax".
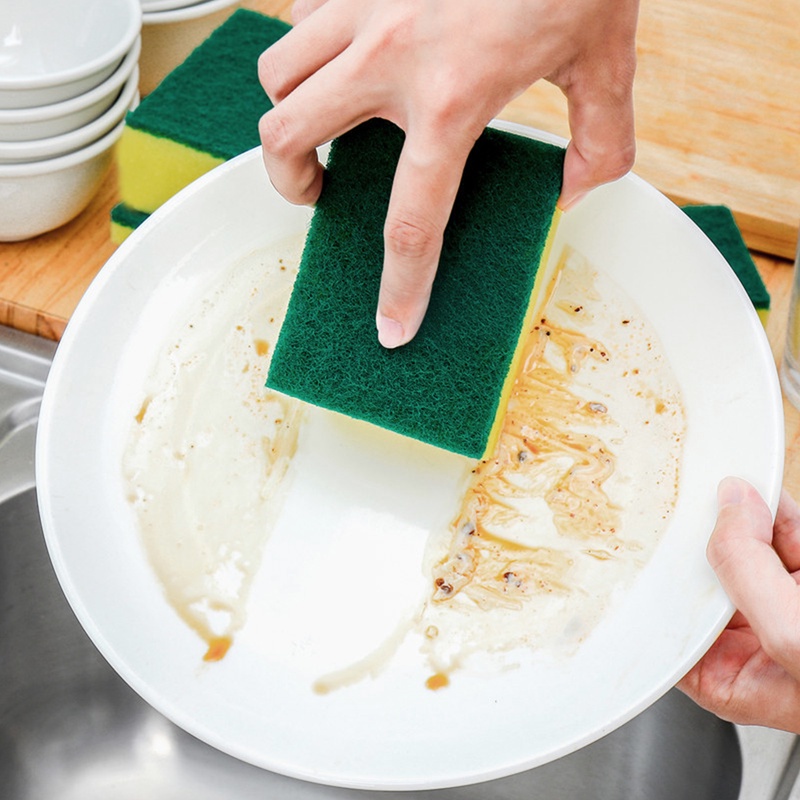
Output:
[{"xmin": 0, "ymin": 324, "xmax": 745, "ymax": 799}]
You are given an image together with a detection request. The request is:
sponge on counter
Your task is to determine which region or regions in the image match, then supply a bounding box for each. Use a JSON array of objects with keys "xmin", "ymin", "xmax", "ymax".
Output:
[
  {"xmin": 267, "ymin": 119, "xmax": 564, "ymax": 460},
  {"xmin": 116, "ymin": 9, "xmax": 290, "ymax": 215},
  {"xmin": 681, "ymin": 204, "xmax": 770, "ymax": 323},
  {"xmin": 110, "ymin": 202, "xmax": 150, "ymax": 244}
]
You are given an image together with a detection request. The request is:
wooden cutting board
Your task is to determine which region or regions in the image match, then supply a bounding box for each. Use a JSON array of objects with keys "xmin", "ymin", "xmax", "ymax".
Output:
[
  {"xmin": 0, "ymin": 0, "xmax": 797, "ymax": 340},
  {"xmin": 503, "ymin": 0, "xmax": 800, "ymax": 259}
]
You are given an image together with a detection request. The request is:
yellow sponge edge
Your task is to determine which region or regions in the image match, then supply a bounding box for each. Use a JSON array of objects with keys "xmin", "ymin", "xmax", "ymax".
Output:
[
  {"xmin": 117, "ymin": 126, "xmax": 224, "ymax": 214},
  {"xmin": 483, "ymin": 209, "xmax": 562, "ymax": 459},
  {"xmin": 110, "ymin": 220, "xmax": 133, "ymax": 245}
]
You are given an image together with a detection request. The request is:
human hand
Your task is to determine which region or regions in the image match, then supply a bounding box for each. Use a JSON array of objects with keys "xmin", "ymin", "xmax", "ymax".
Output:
[
  {"xmin": 258, "ymin": 0, "xmax": 638, "ymax": 348},
  {"xmin": 678, "ymin": 477, "xmax": 800, "ymax": 733}
]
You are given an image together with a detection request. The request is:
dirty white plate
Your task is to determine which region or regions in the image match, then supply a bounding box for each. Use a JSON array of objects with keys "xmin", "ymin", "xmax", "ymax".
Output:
[{"xmin": 36, "ymin": 122, "xmax": 783, "ymax": 790}]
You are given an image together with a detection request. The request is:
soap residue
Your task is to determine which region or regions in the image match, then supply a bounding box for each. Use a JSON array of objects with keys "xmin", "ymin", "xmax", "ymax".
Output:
[{"xmin": 123, "ymin": 241, "xmax": 685, "ymax": 689}]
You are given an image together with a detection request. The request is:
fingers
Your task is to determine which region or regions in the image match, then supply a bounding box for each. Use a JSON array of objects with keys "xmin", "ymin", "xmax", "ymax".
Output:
[
  {"xmin": 557, "ymin": 55, "xmax": 637, "ymax": 210},
  {"xmin": 259, "ymin": 44, "xmax": 374, "ymax": 206},
  {"xmin": 258, "ymin": 0, "xmax": 352, "ymax": 105},
  {"xmin": 376, "ymin": 131, "xmax": 474, "ymax": 348},
  {"xmin": 710, "ymin": 477, "xmax": 800, "ymax": 678},
  {"xmin": 258, "ymin": 0, "xmax": 356, "ymax": 207},
  {"xmin": 258, "ymin": 115, "xmax": 325, "ymax": 207}
]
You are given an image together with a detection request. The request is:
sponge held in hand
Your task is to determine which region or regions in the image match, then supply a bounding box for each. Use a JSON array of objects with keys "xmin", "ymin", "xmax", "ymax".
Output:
[{"xmin": 267, "ymin": 119, "xmax": 564, "ymax": 460}]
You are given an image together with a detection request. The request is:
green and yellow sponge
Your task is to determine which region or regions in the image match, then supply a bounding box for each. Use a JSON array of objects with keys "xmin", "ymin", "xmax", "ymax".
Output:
[
  {"xmin": 267, "ymin": 120, "xmax": 565, "ymax": 460},
  {"xmin": 115, "ymin": 9, "xmax": 290, "ymax": 219},
  {"xmin": 110, "ymin": 202, "xmax": 150, "ymax": 244}
]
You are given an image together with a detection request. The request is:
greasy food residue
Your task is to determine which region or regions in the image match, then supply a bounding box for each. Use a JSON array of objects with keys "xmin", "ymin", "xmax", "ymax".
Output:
[
  {"xmin": 123, "ymin": 243, "xmax": 684, "ymax": 692},
  {"xmin": 123, "ymin": 240, "xmax": 304, "ymax": 659}
]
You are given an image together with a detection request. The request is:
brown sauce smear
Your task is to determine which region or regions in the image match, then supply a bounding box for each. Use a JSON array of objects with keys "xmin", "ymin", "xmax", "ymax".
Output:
[{"xmin": 431, "ymin": 293, "xmax": 622, "ymax": 613}]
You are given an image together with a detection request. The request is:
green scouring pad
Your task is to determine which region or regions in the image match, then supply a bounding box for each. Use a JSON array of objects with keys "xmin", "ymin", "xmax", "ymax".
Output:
[
  {"xmin": 682, "ymin": 204, "xmax": 770, "ymax": 323},
  {"xmin": 116, "ymin": 9, "xmax": 290, "ymax": 215},
  {"xmin": 267, "ymin": 119, "xmax": 565, "ymax": 460},
  {"xmin": 110, "ymin": 202, "xmax": 150, "ymax": 244}
]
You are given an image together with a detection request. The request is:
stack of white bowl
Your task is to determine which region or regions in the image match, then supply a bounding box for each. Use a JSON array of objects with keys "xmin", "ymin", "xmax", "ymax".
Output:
[
  {"xmin": 0, "ymin": 0, "xmax": 142, "ymax": 241},
  {"xmin": 138, "ymin": 0, "xmax": 240, "ymax": 95}
]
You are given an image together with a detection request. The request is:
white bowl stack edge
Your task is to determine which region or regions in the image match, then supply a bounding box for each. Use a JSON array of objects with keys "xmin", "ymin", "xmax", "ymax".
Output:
[
  {"xmin": 138, "ymin": 0, "xmax": 241, "ymax": 95},
  {"xmin": 0, "ymin": 0, "xmax": 142, "ymax": 240}
]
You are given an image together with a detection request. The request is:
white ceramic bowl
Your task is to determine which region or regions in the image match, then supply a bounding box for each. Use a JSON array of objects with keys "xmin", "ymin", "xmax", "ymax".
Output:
[
  {"xmin": 0, "ymin": 66, "xmax": 139, "ymax": 163},
  {"xmin": 0, "ymin": 0, "xmax": 142, "ymax": 109},
  {"xmin": 140, "ymin": 0, "xmax": 205, "ymax": 12},
  {"xmin": 0, "ymin": 37, "xmax": 141, "ymax": 142},
  {"xmin": 0, "ymin": 116, "xmax": 128, "ymax": 241},
  {"xmin": 139, "ymin": 0, "xmax": 240, "ymax": 95}
]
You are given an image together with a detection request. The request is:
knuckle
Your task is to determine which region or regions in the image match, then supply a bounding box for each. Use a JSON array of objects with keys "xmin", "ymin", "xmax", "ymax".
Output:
[
  {"xmin": 427, "ymin": 87, "xmax": 472, "ymax": 132},
  {"xmin": 384, "ymin": 215, "xmax": 440, "ymax": 261},
  {"xmin": 576, "ymin": 145, "xmax": 634, "ymax": 190},
  {"xmin": 581, "ymin": 131, "xmax": 636, "ymax": 185},
  {"xmin": 754, "ymin": 591, "xmax": 800, "ymax": 668},
  {"xmin": 293, "ymin": 161, "xmax": 323, "ymax": 206},
  {"xmin": 372, "ymin": 6, "xmax": 414, "ymax": 51},
  {"xmin": 257, "ymin": 48, "xmax": 289, "ymax": 103},
  {"xmin": 258, "ymin": 111, "xmax": 294, "ymax": 159},
  {"xmin": 602, "ymin": 141, "xmax": 636, "ymax": 182}
]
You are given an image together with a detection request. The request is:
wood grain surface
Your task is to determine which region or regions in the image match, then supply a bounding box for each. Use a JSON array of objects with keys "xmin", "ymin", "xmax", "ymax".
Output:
[{"xmin": 503, "ymin": 0, "xmax": 800, "ymax": 260}]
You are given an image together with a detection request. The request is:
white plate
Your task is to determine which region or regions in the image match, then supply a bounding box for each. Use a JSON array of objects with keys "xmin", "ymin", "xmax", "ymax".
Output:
[{"xmin": 36, "ymin": 122, "xmax": 784, "ymax": 790}]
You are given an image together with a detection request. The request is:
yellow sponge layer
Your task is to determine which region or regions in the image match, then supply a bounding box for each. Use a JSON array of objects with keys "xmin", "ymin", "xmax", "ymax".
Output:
[
  {"xmin": 484, "ymin": 209, "xmax": 562, "ymax": 458},
  {"xmin": 110, "ymin": 220, "xmax": 132, "ymax": 245},
  {"xmin": 117, "ymin": 127, "xmax": 224, "ymax": 214},
  {"xmin": 114, "ymin": 10, "xmax": 290, "ymax": 217}
]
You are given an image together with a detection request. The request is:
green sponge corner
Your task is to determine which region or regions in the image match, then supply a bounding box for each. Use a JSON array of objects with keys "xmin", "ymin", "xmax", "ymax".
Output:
[{"xmin": 682, "ymin": 204, "xmax": 770, "ymax": 323}]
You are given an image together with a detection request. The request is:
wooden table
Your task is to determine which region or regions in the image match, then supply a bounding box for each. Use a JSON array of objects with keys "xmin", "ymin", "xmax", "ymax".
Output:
[{"xmin": 1, "ymin": 0, "xmax": 799, "ymax": 493}]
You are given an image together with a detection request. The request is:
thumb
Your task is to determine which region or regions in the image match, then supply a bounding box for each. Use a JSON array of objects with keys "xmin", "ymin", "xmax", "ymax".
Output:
[
  {"xmin": 709, "ymin": 476, "xmax": 775, "ymax": 568},
  {"xmin": 557, "ymin": 63, "xmax": 636, "ymax": 211},
  {"xmin": 709, "ymin": 477, "xmax": 800, "ymax": 675}
]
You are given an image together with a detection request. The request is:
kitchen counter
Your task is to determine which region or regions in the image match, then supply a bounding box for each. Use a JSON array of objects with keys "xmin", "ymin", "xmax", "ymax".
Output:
[{"xmin": 0, "ymin": 0, "xmax": 798, "ymax": 335}]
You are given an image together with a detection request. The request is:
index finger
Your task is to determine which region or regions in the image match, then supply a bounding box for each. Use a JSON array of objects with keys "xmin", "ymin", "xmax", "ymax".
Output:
[{"xmin": 376, "ymin": 129, "xmax": 475, "ymax": 348}]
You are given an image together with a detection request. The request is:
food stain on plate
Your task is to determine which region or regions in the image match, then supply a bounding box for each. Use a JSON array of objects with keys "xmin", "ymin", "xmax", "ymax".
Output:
[
  {"xmin": 122, "ymin": 240, "xmax": 685, "ymax": 689},
  {"xmin": 123, "ymin": 236, "xmax": 305, "ymax": 662},
  {"xmin": 412, "ymin": 247, "xmax": 685, "ymax": 686}
]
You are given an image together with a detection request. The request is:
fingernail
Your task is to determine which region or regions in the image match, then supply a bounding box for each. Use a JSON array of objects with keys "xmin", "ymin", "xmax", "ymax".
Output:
[
  {"xmin": 376, "ymin": 313, "xmax": 405, "ymax": 349},
  {"xmin": 718, "ymin": 476, "xmax": 745, "ymax": 507}
]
